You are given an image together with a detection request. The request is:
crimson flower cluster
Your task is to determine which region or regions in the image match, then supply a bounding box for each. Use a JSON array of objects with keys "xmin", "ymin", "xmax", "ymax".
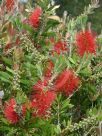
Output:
[
  {"xmin": 5, "ymin": 0, "xmax": 14, "ymax": 11},
  {"xmin": 31, "ymin": 90, "xmax": 56, "ymax": 118},
  {"xmin": 4, "ymin": 67, "xmax": 80, "ymax": 124},
  {"xmin": 32, "ymin": 77, "xmax": 56, "ymax": 118},
  {"xmin": 44, "ymin": 60, "xmax": 54, "ymax": 78},
  {"xmin": 33, "ymin": 79, "xmax": 48, "ymax": 92},
  {"xmin": 53, "ymin": 41, "xmax": 68, "ymax": 55},
  {"xmin": 76, "ymin": 30, "xmax": 97, "ymax": 56},
  {"xmin": 4, "ymin": 98, "xmax": 26, "ymax": 124},
  {"xmin": 47, "ymin": 38, "xmax": 68, "ymax": 55},
  {"xmin": 29, "ymin": 7, "xmax": 42, "ymax": 28},
  {"xmin": 53, "ymin": 70, "xmax": 80, "ymax": 96}
]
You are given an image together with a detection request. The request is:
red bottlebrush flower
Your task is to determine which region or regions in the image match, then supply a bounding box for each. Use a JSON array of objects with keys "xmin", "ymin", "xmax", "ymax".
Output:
[
  {"xmin": 54, "ymin": 70, "xmax": 80, "ymax": 96},
  {"xmin": 4, "ymin": 98, "xmax": 19, "ymax": 124},
  {"xmin": 76, "ymin": 30, "xmax": 97, "ymax": 56},
  {"xmin": 31, "ymin": 90, "xmax": 56, "ymax": 117},
  {"xmin": 5, "ymin": 0, "xmax": 14, "ymax": 11},
  {"xmin": 33, "ymin": 79, "xmax": 48, "ymax": 93},
  {"xmin": 44, "ymin": 60, "xmax": 54, "ymax": 78},
  {"xmin": 29, "ymin": 7, "xmax": 42, "ymax": 28},
  {"xmin": 53, "ymin": 41, "xmax": 68, "ymax": 54},
  {"xmin": 4, "ymin": 98, "xmax": 27, "ymax": 124}
]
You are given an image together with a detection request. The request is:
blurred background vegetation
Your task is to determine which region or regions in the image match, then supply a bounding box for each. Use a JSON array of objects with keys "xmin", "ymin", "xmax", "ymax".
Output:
[
  {"xmin": 54, "ymin": 0, "xmax": 102, "ymax": 34},
  {"xmin": 0, "ymin": 0, "xmax": 102, "ymax": 33}
]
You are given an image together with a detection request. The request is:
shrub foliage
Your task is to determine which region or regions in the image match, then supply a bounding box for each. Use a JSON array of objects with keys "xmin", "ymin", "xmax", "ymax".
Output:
[{"xmin": 0, "ymin": 0, "xmax": 102, "ymax": 135}]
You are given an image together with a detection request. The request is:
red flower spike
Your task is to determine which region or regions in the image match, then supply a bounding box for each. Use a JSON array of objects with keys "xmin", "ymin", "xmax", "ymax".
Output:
[
  {"xmin": 4, "ymin": 98, "xmax": 19, "ymax": 124},
  {"xmin": 53, "ymin": 41, "xmax": 68, "ymax": 54},
  {"xmin": 4, "ymin": 98, "xmax": 27, "ymax": 124},
  {"xmin": 33, "ymin": 79, "xmax": 48, "ymax": 93},
  {"xmin": 44, "ymin": 60, "xmax": 54, "ymax": 78},
  {"xmin": 29, "ymin": 7, "xmax": 42, "ymax": 28},
  {"xmin": 76, "ymin": 30, "xmax": 97, "ymax": 56},
  {"xmin": 5, "ymin": 0, "xmax": 14, "ymax": 11},
  {"xmin": 54, "ymin": 70, "xmax": 80, "ymax": 96},
  {"xmin": 31, "ymin": 91, "xmax": 56, "ymax": 117}
]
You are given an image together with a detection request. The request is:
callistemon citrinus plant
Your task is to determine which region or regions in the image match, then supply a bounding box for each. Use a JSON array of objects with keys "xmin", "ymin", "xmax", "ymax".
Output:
[{"xmin": 0, "ymin": 0, "xmax": 102, "ymax": 136}]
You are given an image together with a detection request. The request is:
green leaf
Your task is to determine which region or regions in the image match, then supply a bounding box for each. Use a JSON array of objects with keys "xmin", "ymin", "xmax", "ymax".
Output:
[
  {"xmin": 54, "ymin": 125, "xmax": 61, "ymax": 134},
  {"xmin": 68, "ymin": 57, "xmax": 76, "ymax": 64},
  {"xmin": 0, "ymin": 77, "xmax": 11, "ymax": 83},
  {"xmin": 16, "ymin": 91, "xmax": 27, "ymax": 104},
  {"xmin": 0, "ymin": 71, "xmax": 12, "ymax": 79},
  {"xmin": 20, "ymin": 79, "xmax": 31, "ymax": 85},
  {"xmin": 36, "ymin": 64, "xmax": 43, "ymax": 78},
  {"xmin": 0, "ymin": 118, "xmax": 9, "ymax": 125},
  {"xmin": 6, "ymin": 67, "xmax": 14, "ymax": 74},
  {"xmin": 2, "ymin": 57, "xmax": 12, "ymax": 66},
  {"xmin": 61, "ymin": 99, "xmax": 73, "ymax": 110}
]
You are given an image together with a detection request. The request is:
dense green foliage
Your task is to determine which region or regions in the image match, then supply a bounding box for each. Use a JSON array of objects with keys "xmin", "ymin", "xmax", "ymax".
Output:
[{"xmin": 0, "ymin": 0, "xmax": 102, "ymax": 136}]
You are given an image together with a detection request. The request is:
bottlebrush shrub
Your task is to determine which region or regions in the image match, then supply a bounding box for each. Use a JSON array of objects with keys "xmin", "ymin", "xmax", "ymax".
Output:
[{"xmin": 0, "ymin": 0, "xmax": 102, "ymax": 136}]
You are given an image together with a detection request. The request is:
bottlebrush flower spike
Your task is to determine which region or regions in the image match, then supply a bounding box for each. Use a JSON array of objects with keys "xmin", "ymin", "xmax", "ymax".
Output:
[
  {"xmin": 53, "ymin": 70, "xmax": 80, "ymax": 96},
  {"xmin": 4, "ymin": 98, "xmax": 26, "ymax": 124},
  {"xmin": 53, "ymin": 41, "xmax": 68, "ymax": 54},
  {"xmin": 5, "ymin": 0, "xmax": 14, "ymax": 11},
  {"xmin": 29, "ymin": 7, "xmax": 42, "ymax": 28},
  {"xmin": 33, "ymin": 79, "xmax": 48, "ymax": 93},
  {"xmin": 76, "ymin": 30, "xmax": 97, "ymax": 56},
  {"xmin": 31, "ymin": 90, "xmax": 56, "ymax": 117},
  {"xmin": 44, "ymin": 60, "xmax": 54, "ymax": 78},
  {"xmin": 4, "ymin": 98, "xmax": 19, "ymax": 124}
]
